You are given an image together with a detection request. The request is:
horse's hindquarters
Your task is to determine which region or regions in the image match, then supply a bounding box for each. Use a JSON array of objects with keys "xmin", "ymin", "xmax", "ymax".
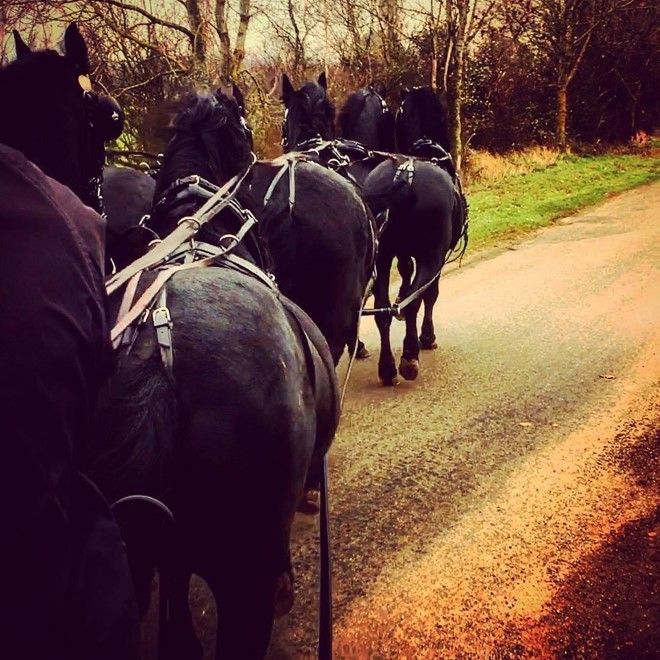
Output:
[{"xmin": 90, "ymin": 265, "xmax": 336, "ymax": 657}]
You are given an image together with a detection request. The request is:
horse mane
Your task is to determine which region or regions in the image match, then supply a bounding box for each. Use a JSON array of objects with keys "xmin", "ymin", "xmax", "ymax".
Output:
[
  {"xmin": 399, "ymin": 87, "xmax": 451, "ymax": 152},
  {"xmin": 155, "ymin": 92, "xmax": 252, "ymax": 198},
  {"xmin": 152, "ymin": 92, "xmax": 271, "ymax": 266},
  {"xmin": 337, "ymin": 89, "xmax": 369, "ymax": 138},
  {"xmin": 285, "ymin": 81, "xmax": 336, "ymax": 147},
  {"xmin": 338, "ymin": 88, "xmax": 395, "ymax": 151}
]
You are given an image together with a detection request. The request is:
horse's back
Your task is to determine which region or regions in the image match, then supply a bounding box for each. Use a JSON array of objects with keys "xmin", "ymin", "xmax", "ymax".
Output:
[{"xmin": 250, "ymin": 159, "xmax": 375, "ymax": 361}]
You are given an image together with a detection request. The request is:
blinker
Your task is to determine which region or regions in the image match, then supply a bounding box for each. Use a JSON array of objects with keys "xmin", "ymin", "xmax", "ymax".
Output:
[{"xmin": 78, "ymin": 74, "xmax": 92, "ymax": 92}]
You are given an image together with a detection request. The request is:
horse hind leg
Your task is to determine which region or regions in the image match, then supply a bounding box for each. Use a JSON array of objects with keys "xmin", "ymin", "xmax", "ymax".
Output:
[
  {"xmin": 209, "ymin": 555, "xmax": 280, "ymax": 659},
  {"xmin": 419, "ymin": 277, "xmax": 440, "ymax": 350},
  {"xmin": 399, "ymin": 259, "xmax": 443, "ymax": 380},
  {"xmin": 158, "ymin": 567, "xmax": 202, "ymax": 660},
  {"xmin": 399, "ymin": 295, "xmax": 424, "ymax": 381},
  {"xmin": 374, "ymin": 251, "xmax": 398, "ymax": 385},
  {"xmin": 395, "ymin": 256, "xmax": 414, "ymax": 321}
]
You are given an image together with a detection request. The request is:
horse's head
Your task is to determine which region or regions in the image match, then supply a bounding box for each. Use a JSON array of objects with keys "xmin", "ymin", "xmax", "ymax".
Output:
[
  {"xmin": 0, "ymin": 24, "xmax": 124, "ymax": 211},
  {"xmin": 216, "ymin": 80, "xmax": 253, "ymax": 150},
  {"xmin": 338, "ymin": 87, "xmax": 395, "ymax": 152},
  {"xmin": 281, "ymin": 72, "xmax": 335, "ymax": 151},
  {"xmin": 159, "ymin": 91, "xmax": 252, "ymax": 192},
  {"xmin": 396, "ymin": 86, "xmax": 450, "ymax": 155}
]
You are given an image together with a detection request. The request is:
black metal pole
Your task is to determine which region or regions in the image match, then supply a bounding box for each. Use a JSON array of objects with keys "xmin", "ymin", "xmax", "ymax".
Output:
[{"xmin": 318, "ymin": 456, "xmax": 333, "ymax": 660}]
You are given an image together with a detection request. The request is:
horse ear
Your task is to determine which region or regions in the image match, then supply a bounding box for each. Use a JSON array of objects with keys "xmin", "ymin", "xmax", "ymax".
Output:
[
  {"xmin": 63, "ymin": 23, "xmax": 90, "ymax": 74},
  {"xmin": 281, "ymin": 73, "xmax": 294, "ymax": 105},
  {"xmin": 13, "ymin": 31, "xmax": 32, "ymax": 60},
  {"xmin": 318, "ymin": 72, "xmax": 328, "ymax": 90}
]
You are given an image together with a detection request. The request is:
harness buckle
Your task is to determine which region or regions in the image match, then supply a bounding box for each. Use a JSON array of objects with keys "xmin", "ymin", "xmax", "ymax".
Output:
[{"xmin": 152, "ymin": 306, "xmax": 172, "ymax": 328}]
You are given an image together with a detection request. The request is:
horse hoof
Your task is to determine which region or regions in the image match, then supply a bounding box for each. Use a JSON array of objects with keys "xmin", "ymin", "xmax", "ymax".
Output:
[
  {"xmin": 297, "ymin": 489, "xmax": 320, "ymax": 514},
  {"xmin": 274, "ymin": 572, "xmax": 294, "ymax": 617},
  {"xmin": 380, "ymin": 375, "xmax": 399, "ymax": 386},
  {"xmin": 420, "ymin": 337, "xmax": 438, "ymax": 350},
  {"xmin": 399, "ymin": 357, "xmax": 419, "ymax": 381},
  {"xmin": 356, "ymin": 345, "xmax": 370, "ymax": 360}
]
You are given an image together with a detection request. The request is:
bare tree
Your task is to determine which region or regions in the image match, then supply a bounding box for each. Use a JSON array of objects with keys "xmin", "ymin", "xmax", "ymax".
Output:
[{"xmin": 517, "ymin": 0, "xmax": 635, "ymax": 150}]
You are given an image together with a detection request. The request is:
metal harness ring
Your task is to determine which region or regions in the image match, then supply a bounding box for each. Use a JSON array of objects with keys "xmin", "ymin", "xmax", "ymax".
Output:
[
  {"xmin": 218, "ymin": 233, "xmax": 239, "ymax": 251},
  {"xmin": 178, "ymin": 216, "xmax": 202, "ymax": 231}
]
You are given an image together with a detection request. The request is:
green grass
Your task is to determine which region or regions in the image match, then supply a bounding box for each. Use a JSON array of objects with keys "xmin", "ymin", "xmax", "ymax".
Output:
[{"xmin": 465, "ymin": 153, "xmax": 660, "ymax": 250}]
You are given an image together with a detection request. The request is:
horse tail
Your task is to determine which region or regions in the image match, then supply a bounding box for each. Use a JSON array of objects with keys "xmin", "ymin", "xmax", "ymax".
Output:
[{"xmin": 87, "ymin": 349, "xmax": 177, "ymax": 502}]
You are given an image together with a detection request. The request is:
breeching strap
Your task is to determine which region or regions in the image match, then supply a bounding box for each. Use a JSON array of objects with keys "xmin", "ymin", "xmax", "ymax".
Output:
[{"xmin": 109, "ymin": 248, "xmax": 270, "ymax": 344}]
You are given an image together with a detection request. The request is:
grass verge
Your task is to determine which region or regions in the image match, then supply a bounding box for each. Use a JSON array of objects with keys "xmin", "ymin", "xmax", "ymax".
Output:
[{"xmin": 465, "ymin": 152, "xmax": 660, "ymax": 251}]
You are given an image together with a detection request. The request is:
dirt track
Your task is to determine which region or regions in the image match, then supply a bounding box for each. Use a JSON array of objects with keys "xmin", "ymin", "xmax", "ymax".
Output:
[{"xmin": 189, "ymin": 182, "xmax": 660, "ymax": 658}]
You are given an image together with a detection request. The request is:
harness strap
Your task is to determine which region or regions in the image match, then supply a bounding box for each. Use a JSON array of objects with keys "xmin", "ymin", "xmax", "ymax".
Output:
[
  {"xmin": 111, "ymin": 244, "xmax": 278, "ymax": 345},
  {"xmin": 106, "ymin": 155, "xmax": 256, "ymax": 296},
  {"xmin": 288, "ymin": 160, "xmax": 296, "ymax": 212},
  {"xmin": 112, "ymin": 272, "xmax": 142, "ymax": 349},
  {"xmin": 263, "ymin": 162, "xmax": 289, "ymax": 207},
  {"xmin": 263, "ymin": 159, "xmax": 298, "ymax": 214},
  {"xmin": 394, "ymin": 158, "xmax": 415, "ymax": 186},
  {"xmin": 152, "ymin": 287, "xmax": 174, "ymax": 379}
]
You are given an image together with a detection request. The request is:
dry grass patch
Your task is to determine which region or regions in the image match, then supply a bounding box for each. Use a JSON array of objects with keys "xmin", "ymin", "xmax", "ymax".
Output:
[{"xmin": 464, "ymin": 146, "xmax": 561, "ymax": 185}]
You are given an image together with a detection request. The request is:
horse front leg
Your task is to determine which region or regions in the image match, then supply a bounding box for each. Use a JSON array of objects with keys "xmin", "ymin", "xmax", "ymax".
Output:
[
  {"xmin": 346, "ymin": 310, "xmax": 370, "ymax": 360},
  {"xmin": 374, "ymin": 251, "xmax": 397, "ymax": 385}
]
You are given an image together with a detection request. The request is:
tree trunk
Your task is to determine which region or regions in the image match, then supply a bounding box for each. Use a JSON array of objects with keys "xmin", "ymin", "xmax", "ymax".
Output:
[
  {"xmin": 448, "ymin": 0, "xmax": 468, "ymax": 171},
  {"xmin": 450, "ymin": 44, "xmax": 464, "ymax": 170},
  {"xmin": 556, "ymin": 83, "xmax": 569, "ymax": 152},
  {"xmin": 215, "ymin": 0, "xmax": 232, "ymax": 84},
  {"xmin": 231, "ymin": 0, "xmax": 251, "ymax": 80},
  {"xmin": 430, "ymin": 26, "xmax": 438, "ymax": 91},
  {"xmin": 186, "ymin": 0, "xmax": 208, "ymax": 79}
]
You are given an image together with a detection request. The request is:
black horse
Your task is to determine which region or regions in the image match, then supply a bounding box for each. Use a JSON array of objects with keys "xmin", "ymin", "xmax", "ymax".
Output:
[
  {"xmin": 101, "ymin": 81, "xmax": 247, "ymax": 271},
  {"xmin": 7, "ymin": 23, "xmax": 149, "ymax": 274},
  {"xmin": 283, "ymin": 79, "xmax": 467, "ymax": 384},
  {"xmin": 0, "ymin": 25, "xmax": 141, "ymax": 659},
  {"xmin": 281, "ymin": 72, "xmax": 336, "ymax": 149},
  {"xmin": 88, "ymin": 91, "xmax": 340, "ymax": 659},
  {"xmin": 2, "ymin": 26, "xmax": 123, "ymax": 212},
  {"xmin": 279, "ymin": 74, "xmax": 376, "ymax": 360},
  {"xmin": 337, "ymin": 86, "xmax": 396, "ymax": 152}
]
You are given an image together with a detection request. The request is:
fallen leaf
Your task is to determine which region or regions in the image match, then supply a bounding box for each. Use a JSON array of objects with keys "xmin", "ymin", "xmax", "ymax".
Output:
[{"xmin": 519, "ymin": 422, "xmax": 533, "ymax": 427}]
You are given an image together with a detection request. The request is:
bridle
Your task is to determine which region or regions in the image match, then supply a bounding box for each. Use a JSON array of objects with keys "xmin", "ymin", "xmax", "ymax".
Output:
[{"xmin": 79, "ymin": 73, "xmax": 124, "ymax": 216}]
